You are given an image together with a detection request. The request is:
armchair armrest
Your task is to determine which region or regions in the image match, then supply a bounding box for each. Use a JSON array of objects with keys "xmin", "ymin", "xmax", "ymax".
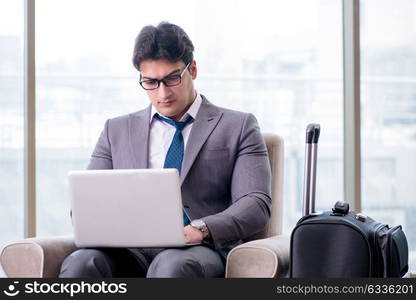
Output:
[
  {"xmin": 0, "ymin": 236, "xmax": 77, "ymax": 278},
  {"xmin": 225, "ymin": 235, "xmax": 290, "ymax": 278}
]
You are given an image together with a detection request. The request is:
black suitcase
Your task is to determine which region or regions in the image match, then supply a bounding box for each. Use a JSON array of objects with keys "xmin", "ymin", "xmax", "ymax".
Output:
[{"xmin": 290, "ymin": 124, "xmax": 409, "ymax": 278}]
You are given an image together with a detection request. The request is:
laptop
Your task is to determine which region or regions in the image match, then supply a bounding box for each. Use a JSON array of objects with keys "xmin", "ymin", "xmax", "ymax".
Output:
[{"xmin": 68, "ymin": 168, "xmax": 197, "ymax": 248}]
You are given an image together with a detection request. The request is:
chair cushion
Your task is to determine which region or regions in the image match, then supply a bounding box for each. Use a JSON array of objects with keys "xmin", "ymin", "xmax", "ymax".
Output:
[
  {"xmin": 0, "ymin": 236, "xmax": 77, "ymax": 277},
  {"xmin": 225, "ymin": 235, "xmax": 290, "ymax": 278}
]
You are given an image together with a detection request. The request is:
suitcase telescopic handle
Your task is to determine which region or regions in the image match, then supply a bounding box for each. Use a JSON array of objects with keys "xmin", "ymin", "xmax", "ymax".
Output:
[
  {"xmin": 302, "ymin": 123, "xmax": 320, "ymax": 216},
  {"xmin": 306, "ymin": 123, "xmax": 320, "ymax": 144}
]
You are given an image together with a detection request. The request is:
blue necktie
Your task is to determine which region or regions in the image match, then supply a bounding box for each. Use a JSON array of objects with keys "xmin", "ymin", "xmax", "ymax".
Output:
[{"xmin": 156, "ymin": 114, "xmax": 193, "ymax": 225}]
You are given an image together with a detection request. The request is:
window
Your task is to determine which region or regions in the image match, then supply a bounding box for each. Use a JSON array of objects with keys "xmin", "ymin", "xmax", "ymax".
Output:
[
  {"xmin": 7, "ymin": 0, "xmax": 412, "ymax": 275},
  {"xmin": 193, "ymin": 0, "xmax": 344, "ymax": 231},
  {"xmin": 36, "ymin": 0, "xmax": 343, "ymax": 236},
  {"xmin": 361, "ymin": 0, "xmax": 416, "ymax": 271},
  {"xmin": 0, "ymin": 0, "xmax": 24, "ymax": 247}
]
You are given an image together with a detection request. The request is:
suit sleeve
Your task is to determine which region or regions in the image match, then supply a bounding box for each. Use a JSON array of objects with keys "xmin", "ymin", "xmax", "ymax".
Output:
[
  {"xmin": 87, "ymin": 119, "xmax": 113, "ymax": 170},
  {"xmin": 202, "ymin": 113, "xmax": 272, "ymax": 249}
]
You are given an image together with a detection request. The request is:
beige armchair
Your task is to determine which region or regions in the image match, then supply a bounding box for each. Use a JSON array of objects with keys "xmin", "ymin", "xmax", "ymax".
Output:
[{"xmin": 1, "ymin": 133, "xmax": 289, "ymax": 278}]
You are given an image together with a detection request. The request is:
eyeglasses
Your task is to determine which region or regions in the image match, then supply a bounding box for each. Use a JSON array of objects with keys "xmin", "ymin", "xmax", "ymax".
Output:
[{"xmin": 139, "ymin": 63, "xmax": 190, "ymax": 90}]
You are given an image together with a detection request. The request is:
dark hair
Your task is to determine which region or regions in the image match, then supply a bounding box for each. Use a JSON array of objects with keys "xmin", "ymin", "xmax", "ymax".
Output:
[{"xmin": 132, "ymin": 22, "xmax": 194, "ymax": 71}]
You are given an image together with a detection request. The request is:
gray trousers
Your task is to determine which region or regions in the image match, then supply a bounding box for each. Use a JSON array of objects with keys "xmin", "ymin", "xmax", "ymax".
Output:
[{"xmin": 59, "ymin": 245, "xmax": 225, "ymax": 278}]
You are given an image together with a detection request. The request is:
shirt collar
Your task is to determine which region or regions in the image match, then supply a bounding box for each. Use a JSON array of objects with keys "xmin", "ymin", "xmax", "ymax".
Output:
[{"xmin": 150, "ymin": 92, "xmax": 202, "ymax": 124}]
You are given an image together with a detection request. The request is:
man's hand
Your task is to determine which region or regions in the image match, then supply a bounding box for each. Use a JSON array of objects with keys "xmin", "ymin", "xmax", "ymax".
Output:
[{"xmin": 184, "ymin": 225, "xmax": 204, "ymax": 243}]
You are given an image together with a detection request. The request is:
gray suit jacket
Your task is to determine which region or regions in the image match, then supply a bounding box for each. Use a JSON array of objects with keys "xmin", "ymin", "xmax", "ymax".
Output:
[{"xmin": 87, "ymin": 95, "xmax": 272, "ymax": 258}]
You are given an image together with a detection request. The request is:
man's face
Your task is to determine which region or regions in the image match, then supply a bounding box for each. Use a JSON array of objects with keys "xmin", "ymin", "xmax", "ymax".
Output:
[{"xmin": 139, "ymin": 59, "xmax": 197, "ymax": 122}]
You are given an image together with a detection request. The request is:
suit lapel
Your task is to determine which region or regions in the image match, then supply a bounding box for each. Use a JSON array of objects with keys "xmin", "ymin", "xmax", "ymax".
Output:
[
  {"xmin": 127, "ymin": 98, "xmax": 222, "ymax": 182},
  {"xmin": 128, "ymin": 106, "xmax": 151, "ymax": 169},
  {"xmin": 181, "ymin": 96, "xmax": 222, "ymax": 184}
]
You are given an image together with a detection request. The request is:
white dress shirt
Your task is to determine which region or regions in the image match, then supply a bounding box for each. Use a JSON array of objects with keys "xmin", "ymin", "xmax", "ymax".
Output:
[{"xmin": 148, "ymin": 93, "xmax": 202, "ymax": 169}]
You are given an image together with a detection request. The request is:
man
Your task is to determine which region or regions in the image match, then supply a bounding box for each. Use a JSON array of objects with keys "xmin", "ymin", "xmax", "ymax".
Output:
[{"xmin": 60, "ymin": 22, "xmax": 272, "ymax": 278}]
